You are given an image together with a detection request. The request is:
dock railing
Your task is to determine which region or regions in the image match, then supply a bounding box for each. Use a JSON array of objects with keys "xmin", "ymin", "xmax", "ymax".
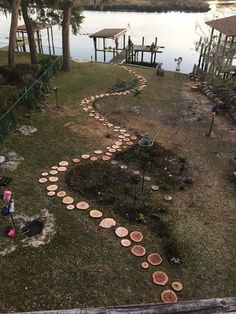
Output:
[{"xmin": 0, "ymin": 56, "xmax": 62, "ymax": 142}]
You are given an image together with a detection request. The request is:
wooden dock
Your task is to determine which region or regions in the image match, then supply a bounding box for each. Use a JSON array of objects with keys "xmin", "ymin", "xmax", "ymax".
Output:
[{"xmin": 109, "ymin": 49, "xmax": 126, "ymax": 64}]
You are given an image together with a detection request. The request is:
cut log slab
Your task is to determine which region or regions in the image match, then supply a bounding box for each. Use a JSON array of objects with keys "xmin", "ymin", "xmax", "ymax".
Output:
[{"xmin": 16, "ymin": 297, "xmax": 236, "ymax": 313}]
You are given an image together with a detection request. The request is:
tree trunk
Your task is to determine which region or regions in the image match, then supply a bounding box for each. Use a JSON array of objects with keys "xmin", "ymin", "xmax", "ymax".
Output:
[
  {"xmin": 21, "ymin": 0, "xmax": 39, "ymax": 64},
  {"xmin": 62, "ymin": 0, "xmax": 74, "ymax": 72},
  {"xmin": 8, "ymin": 0, "xmax": 21, "ymax": 68}
]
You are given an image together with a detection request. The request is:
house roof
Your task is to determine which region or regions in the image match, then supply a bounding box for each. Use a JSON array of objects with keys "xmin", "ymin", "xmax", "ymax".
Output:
[
  {"xmin": 206, "ymin": 15, "xmax": 236, "ymax": 36},
  {"xmin": 89, "ymin": 28, "xmax": 127, "ymax": 39}
]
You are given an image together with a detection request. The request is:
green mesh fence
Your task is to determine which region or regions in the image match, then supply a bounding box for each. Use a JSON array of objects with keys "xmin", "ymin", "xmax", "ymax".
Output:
[{"xmin": 0, "ymin": 56, "xmax": 63, "ymax": 141}]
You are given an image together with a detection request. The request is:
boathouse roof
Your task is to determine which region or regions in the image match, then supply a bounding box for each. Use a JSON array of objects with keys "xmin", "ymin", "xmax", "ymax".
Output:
[
  {"xmin": 206, "ymin": 15, "xmax": 236, "ymax": 36},
  {"xmin": 89, "ymin": 28, "xmax": 127, "ymax": 39}
]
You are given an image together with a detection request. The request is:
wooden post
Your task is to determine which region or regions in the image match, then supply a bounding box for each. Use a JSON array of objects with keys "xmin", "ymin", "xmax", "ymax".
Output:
[
  {"xmin": 103, "ymin": 37, "xmax": 106, "ymax": 62},
  {"xmin": 197, "ymin": 43, "xmax": 204, "ymax": 71},
  {"xmin": 22, "ymin": 30, "xmax": 26, "ymax": 52},
  {"xmin": 36, "ymin": 30, "xmax": 41, "ymax": 53},
  {"xmin": 141, "ymin": 36, "xmax": 144, "ymax": 63},
  {"xmin": 47, "ymin": 27, "xmax": 51, "ymax": 55},
  {"xmin": 205, "ymin": 27, "xmax": 214, "ymax": 73},
  {"xmin": 123, "ymin": 34, "xmax": 126, "ymax": 49},
  {"xmin": 93, "ymin": 37, "xmax": 97, "ymax": 61},
  {"xmin": 201, "ymin": 45, "xmax": 208, "ymax": 70},
  {"xmin": 153, "ymin": 37, "xmax": 158, "ymax": 63},
  {"xmin": 50, "ymin": 26, "xmax": 55, "ymax": 55}
]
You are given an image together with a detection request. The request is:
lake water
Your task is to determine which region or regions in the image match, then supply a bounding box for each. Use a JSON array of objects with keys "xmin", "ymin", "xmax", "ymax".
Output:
[{"xmin": 0, "ymin": 0, "xmax": 235, "ymax": 73}]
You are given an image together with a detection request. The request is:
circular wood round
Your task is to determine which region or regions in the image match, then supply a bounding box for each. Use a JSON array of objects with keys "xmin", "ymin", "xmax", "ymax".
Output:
[
  {"xmin": 57, "ymin": 167, "xmax": 67, "ymax": 172},
  {"xmin": 47, "ymin": 191, "xmax": 55, "ymax": 196},
  {"xmin": 76, "ymin": 201, "xmax": 89, "ymax": 210},
  {"xmin": 144, "ymin": 176, "xmax": 151, "ymax": 182},
  {"xmin": 41, "ymin": 172, "xmax": 48, "ymax": 176},
  {"xmin": 51, "ymin": 166, "xmax": 58, "ymax": 170},
  {"xmin": 39, "ymin": 178, "xmax": 48, "ymax": 184},
  {"xmin": 131, "ymin": 136, "xmax": 138, "ymax": 140},
  {"xmin": 126, "ymin": 141, "xmax": 134, "ymax": 146},
  {"xmin": 121, "ymin": 239, "xmax": 131, "ymax": 247},
  {"xmin": 99, "ymin": 218, "xmax": 116, "ymax": 228},
  {"xmin": 106, "ymin": 152, "xmax": 112, "ymax": 156},
  {"xmin": 133, "ymin": 170, "xmax": 140, "ymax": 176},
  {"xmin": 49, "ymin": 176, "xmax": 59, "ymax": 183},
  {"xmin": 94, "ymin": 150, "xmax": 103, "ymax": 155},
  {"xmin": 115, "ymin": 141, "xmax": 122, "ymax": 146},
  {"xmin": 59, "ymin": 161, "xmax": 69, "ymax": 167},
  {"xmin": 147, "ymin": 253, "xmax": 163, "ymax": 266},
  {"xmin": 72, "ymin": 158, "xmax": 80, "ymax": 163},
  {"xmin": 161, "ymin": 290, "xmax": 177, "ymax": 304},
  {"xmin": 118, "ymin": 135, "xmax": 125, "ymax": 139},
  {"xmin": 81, "ymin": 154, "xmax": 90, "ymax": 160},
  {"xmin": 141, "ymin": 262, "xmax": 149, "ymax": 269},
  {"xmin": 171, "ymin": 282, "xmax": 183, "ymax": 292},
  {"xmin": 152, "ymin": 271, "xmax": 169, "ymax": 286},
  {"xmin": 62, "ymin": 196, "xmax": 74, "ymax": 205},
  {"xmin": 131, "ymin": 245, "xmax": 146, "ymax": 257},
  {"xmin": 112, "ymin": 145, "xmax": 120, "ymax": 149},
  {"xmin": 130, "ymin": 231, "xmax": 144, "ymax": 243},
  {"xmin": 115, "ymin": 227, "xmax": 129, "ymax": 238},
  {"xmin": 67, "ymin": 204, "xmax": 75, "ymax": 211},
  {"xmin": 50, "ymin": 170, "xmax": 58, "ymax": 175},
  {"xmin": 90, "ymin": 156, "xmax": 98, "ymax": 161},
  {"xmin": 120, "ymin": 129, "xmax": 126, "ymax": 133},
  {"xmin": 46, "ymin": 184, "xmax": 58, "ymax": 191},
  {"xmin": 57, "ymin": 191, "xmax": 66, "ymax": 198},
  {"xmin": 120, "ymin": 165, "xmax": 128, "ymax": 170},
  {"xmin": 89, "ymin": 209, "xmax": 103, "ymax": 218},
  {"xmin": 124, "ymin": 133, "xmax": 130, "ymax": 137},
  {"xmin": 164, "ymin": 195, "xmax": 173, "ymax": 201},
  {"xmin": 102, "ymin": 156, "xmax": 111, "ymax": 161},
  {"xmin": 151, "ymin": 185, "xmax": 159, "ymax": 191},
  {"xmin": 109, "ymin": 149, "xmax": 116, "ymax": 153}
]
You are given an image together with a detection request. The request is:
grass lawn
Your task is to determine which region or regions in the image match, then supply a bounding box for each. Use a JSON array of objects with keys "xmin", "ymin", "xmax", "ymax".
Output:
[{"xmin": 0, "ymin": 59, "xmax": 235, "ymax": 312}]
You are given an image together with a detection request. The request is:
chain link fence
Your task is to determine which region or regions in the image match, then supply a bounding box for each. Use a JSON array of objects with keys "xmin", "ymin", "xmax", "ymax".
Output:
[{"xmin": 0, "ymin": 56, "xmax": 63, "ymax": 142}]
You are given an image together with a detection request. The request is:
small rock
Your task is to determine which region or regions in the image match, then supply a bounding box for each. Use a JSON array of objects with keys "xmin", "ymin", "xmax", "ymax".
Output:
[
  {"xmin": 17, "ymin": 125, "xmax": 37, "ymax": 136},
  {"xmin": 1, "ymin": 161, "xmax": 20, "ymax": 171},
  {"xmin": 0, "ymin": 156, "xmax": 6, "ymax": 164},
  {"xmin": 170, "ymin": 257, "xmax": 180, "ymax": 265}
]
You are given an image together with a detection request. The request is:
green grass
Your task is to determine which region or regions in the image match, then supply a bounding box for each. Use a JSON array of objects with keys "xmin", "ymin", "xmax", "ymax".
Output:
[{"xmin": 0, "ymin": 60, "xmax": 235, "ymax": 312}]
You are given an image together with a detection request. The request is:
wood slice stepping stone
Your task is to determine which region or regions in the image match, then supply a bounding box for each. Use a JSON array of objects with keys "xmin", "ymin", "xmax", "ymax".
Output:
[
  {"xmin": 131, "ymin": 245, "xmax": 146, "ymax": 257},
  {"xmin": 72, "ymin": 158, "xmax": 80, "ymax": 163},
  {"xmin": 117, "ymin": 148, "xmax": 122, "ymax": 152},
  {"xmin": 161, "ymin": 290, "xmax": 177, "ymax": 304},
  {"xmin": 121, "ymin": 239, "xmax": 131, "ymax": 247},
  {"xmin": 76, "ymin": 201, "xmax": 89, "ymax": 210},
  {"xmin": 81, "ymin": 154, "xmax": 90, "ymax": 160},
  {"xmin": 109, "ymin": 149, "xmax": 116, "ymax": 153},
  {"xmin": 115, "ymin": 141, "xmax": 122, "ymax": 146},
  {"xmin": 118, "ymin": 135, "xmax": 125, "ymax": 139},
  {"xmin": 133, "ymin": 170, "xmax": 140, "ymax": 175},
  {"xmin": 90, "ymin": 156, "xmax": 98, "ymax": 161},
  {"xmin": 47, "ymin": 191, "xmax": 55, "ymax": 197},
  {"xmin": 120, "ymin": 129, "xmax": 126, "ymax": 133},
  {"xmin": 123, "ymin": 138, "xmax": 130, "ymax": 142},
  {"xmin": 59, "ymin": 161, "xmax": 69, "ymax": 166},
  {"xmin": 89, "ymin": 209, "xmax": 103, "ymax": 218},
  {"xmin": 39, "ymin": 178, "xmax": 48, "ymax": 184},
  {"xmin": 41, "ymin": 172, "xmax": 48, "ymax": 176},
  {"xmin": 62, "ymin": 196, "xmax": 74, "ymax": 205},
  {"xmin": 147, "ymin": 253, "xmax": 163, "ymax": 265},
  {"xmin": 67, "ymin": 204, "xmax": 75, "ymax": 211},
  {"xmin": 126, "ymin": 141, "xmax": 134, "ymax": 146},
  {"xmin": 50, "ymin": 170, "xmax": 58, "ymax": 175},
  {"xmin": 112, "ymin": 145, "xmax": 120, "ymax": 149},
  {"xmin": 120, "ymin": 165, "xmax": 128, "ymax": 170},
  {"xmin": 123, "ymin": 146, "xmax": 127, "ymax": 149},
  {"xmin": 164, "ymin": 195, "xmax": 173, "ymax": 201},
  {"xmin": 58, "ymin": 167, "xmax": 67, "ymax": 172},
  {"xmin": 124, "ymin": 133, "xmax": 130, "ymax": 137},
  {"xmin": 113, "ymin": 129, "xmax": 119, "ymax": 132},
  {"xmin": 115, "ymin": 227, "xmax": 129, "ymax": 238},
  {"xmin": 94, "ymin": 150, "xmax": 103, "ymax": 155},
  {"xmin": 151, "ymin": 185, "xmax": 159, "ymax": 191},
  {"xmin": 171, "ymin": 282, "xmax": 183, "ymax": 292},
  {"xmin": 111, "ymin": 160, "xmax": 118, "ymax": 165},
  {"xmin": 46, "ymin": 184, "xmax": 58, "ymax": 191},
  {"xmin": 130, "ymin": 231, "xmax": 143, "ymax": 242},
  {"xmin": 131, "ymin": 136, "xmax": 138, "ymax": 140},
  {"xmin": 102, "ymin": 156, "xmax": 111, "ymax": 161},
  {"xmin": 114, "ymin": 126, "xmax": 120, "ymax": 129},
  {"xmin": 152, "ymin": 271, "xmax": 169, "ymax": 286},
  {"xmin": 49, "ymin": 176, "xmax": 59, "ymax": 183},
  {"xmin": 141, "ymin": 262, "xmax": 149, "ymax": 269},
  {"xmin": 106, "ymin": 152, "xmax": 112, "ymax": 156},
  {"xmin": 51, "ymin": 166, "xmax": 58, "ymax": 170},
  {"xmin": 57, "ymin": 191, "xmax": 66, "ymax": 198},
  {"xmin": 99, "ymin": 218, "xmax": 116, "ymax": 228},
  {"xmin": 144, "ymin": 176, "xmax": 151, "ymax": 182}
]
